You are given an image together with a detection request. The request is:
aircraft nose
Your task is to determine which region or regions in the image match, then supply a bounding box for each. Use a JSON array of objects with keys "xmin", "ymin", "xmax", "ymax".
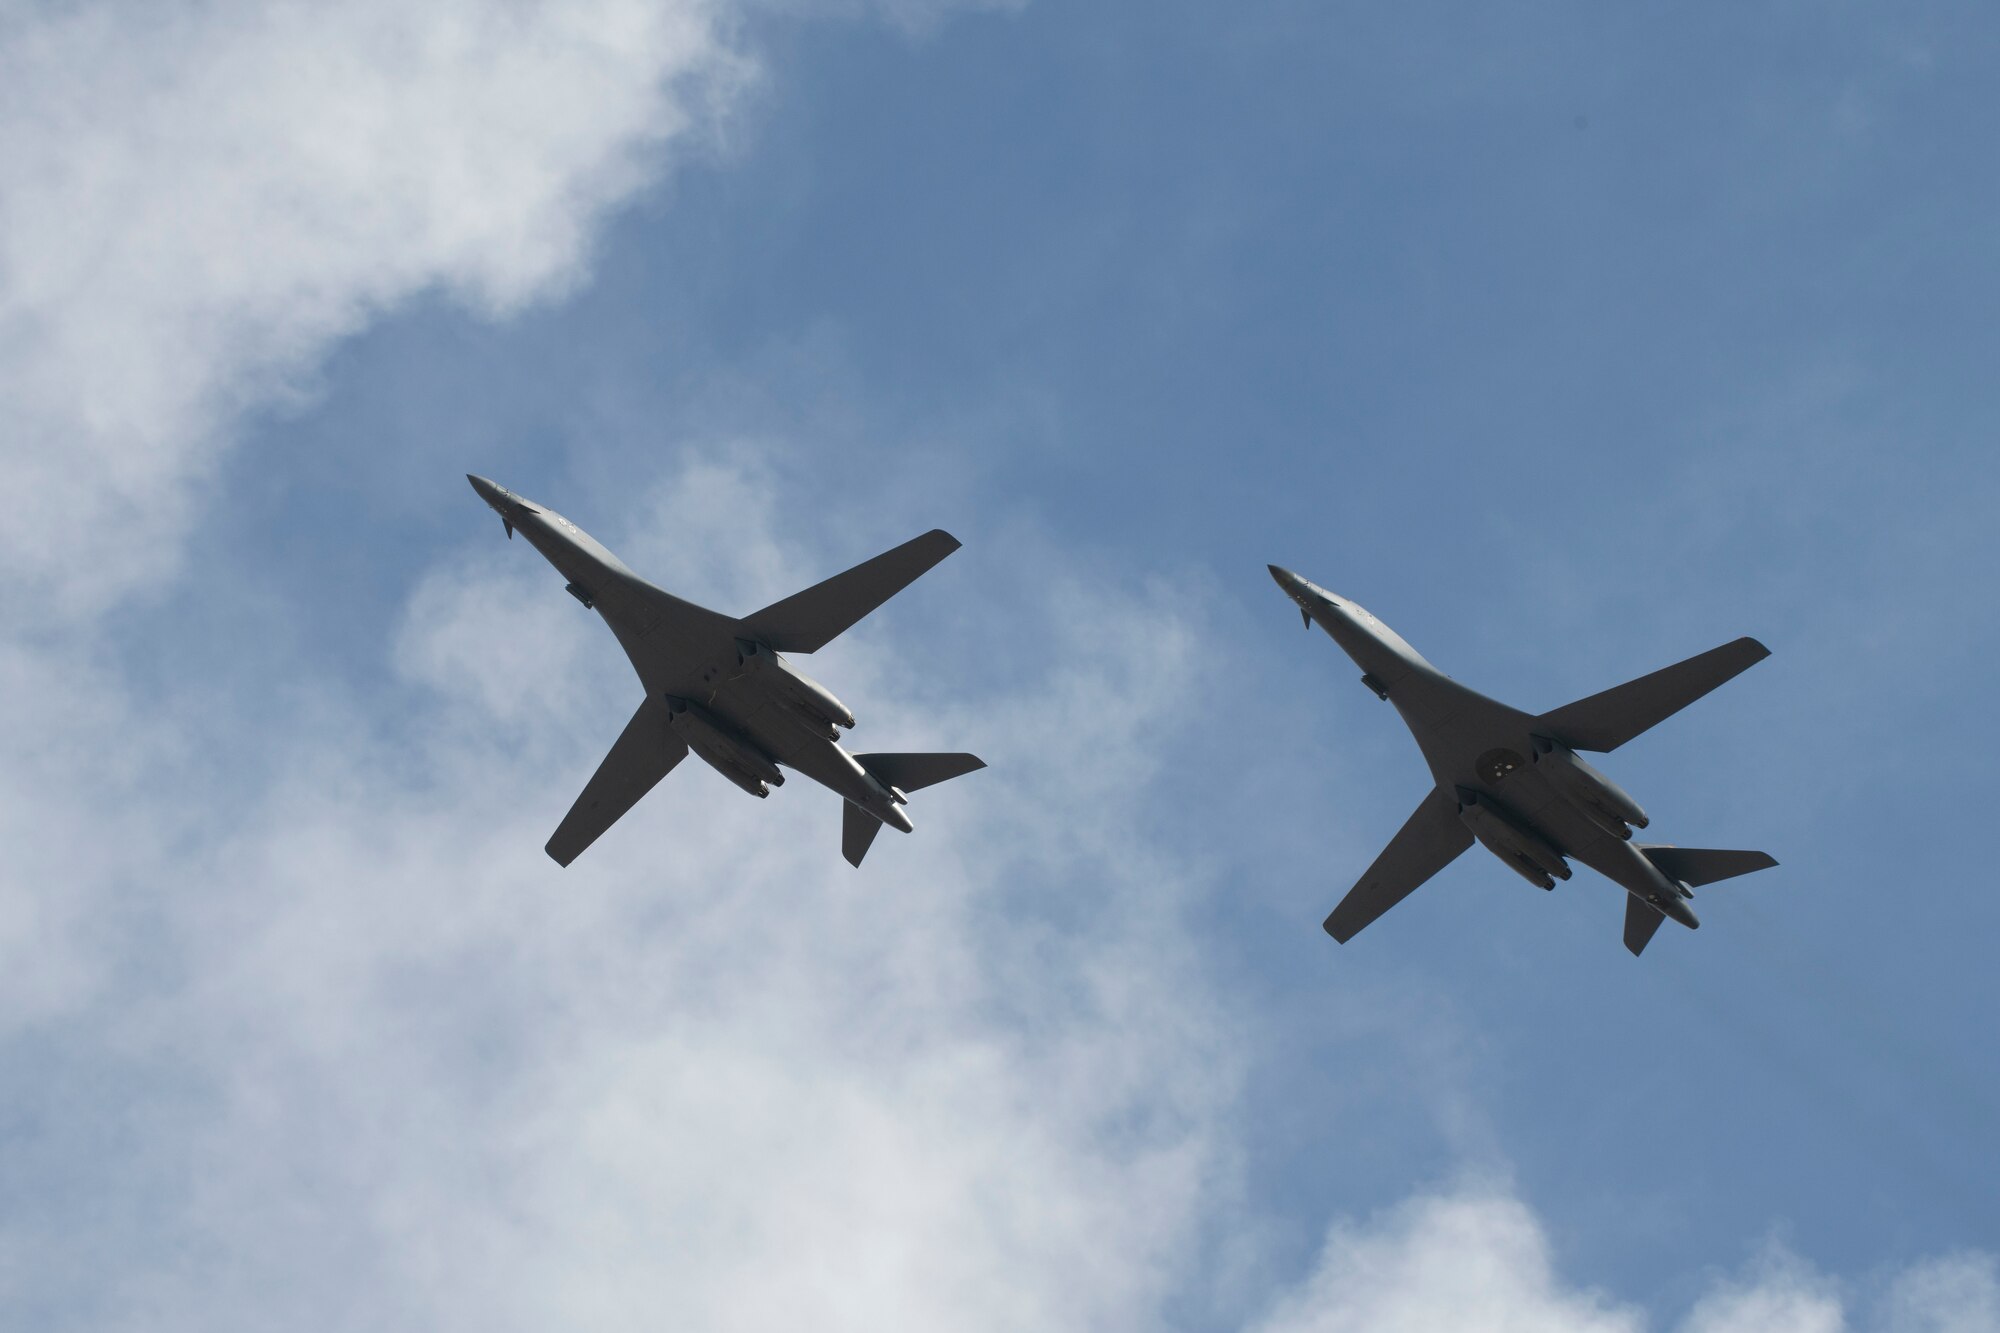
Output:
[
  {"xmin": 1270, "ymin": 565, "xmax": 1342, "ymax": 606},
  {"xmin": 467, "ymin": 474, "xmax": 506, "ymax": 508}
]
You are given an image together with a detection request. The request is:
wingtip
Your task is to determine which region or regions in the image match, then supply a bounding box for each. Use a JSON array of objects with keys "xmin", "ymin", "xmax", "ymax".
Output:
[
  {"xmin": 1741, "ymin": 636, "xmax": 1772, "ymax": 660},
  {"xmin": 926, "ymin": 528, "xmax": 963, "ymax": 554}
]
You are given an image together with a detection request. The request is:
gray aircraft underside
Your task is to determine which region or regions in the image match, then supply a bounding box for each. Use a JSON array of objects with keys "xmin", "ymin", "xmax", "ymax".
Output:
[
  {"xmin": 468, "ymin": 475, "xmax": 983, "ymax": 868},
  {"xmin": 1268, "ymin": 566, "xmax": 1777, "ymax": 956}
]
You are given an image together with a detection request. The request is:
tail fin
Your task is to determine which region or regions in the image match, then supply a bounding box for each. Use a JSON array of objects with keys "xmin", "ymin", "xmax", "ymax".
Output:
[
  {"xmin": 1538, "ymin": 637, "xmax": 1769, "ymax": 752},
  {"xmin": 1624, "ymin": 896, "xmax": 1667, "ymax": 956},
  {"xmin": 854, "ymin": 752, "xmax": 986, "ymax": 793},
  {"xmin": 843, "ymin": 801, "xmax": 883, "ymax": 867},
  {"xmin": 740, "ymin": 530, "xmax": 961, "ymax": 654},
  {"xmin": 1637, "ymin": 845, "xmax": 1778, "ymax": 888},
  {"xmin": 842, "ymin": 755, "xmax": 984, "ymax": 867}
]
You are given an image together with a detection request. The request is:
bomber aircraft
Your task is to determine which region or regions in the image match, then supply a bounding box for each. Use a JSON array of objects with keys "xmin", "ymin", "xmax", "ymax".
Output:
[
  {"xmin": 469, "ymin": 475, "xmax": 983, "ymax": 868},
  {"xmin": 1268, "ymin": 565, "xmax": 1776, "ymax": 956}
]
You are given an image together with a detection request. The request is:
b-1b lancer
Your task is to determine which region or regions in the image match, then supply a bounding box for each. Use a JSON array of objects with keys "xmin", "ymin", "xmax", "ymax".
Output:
[
  {"xmin": 469, "ymin": 476, "xmax": 983, "ymax": 868},
  {"xmin": 1268, "ymin": 566, "xmax": 1776, "ymax": 955}
]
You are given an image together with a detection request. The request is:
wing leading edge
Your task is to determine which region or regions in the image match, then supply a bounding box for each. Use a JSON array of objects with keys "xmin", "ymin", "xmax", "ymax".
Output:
[
  {"xmin": 546, "ymin": 694, "xmax": 688, "ymax": 867},
  {"xmin": 1324, "ymin": 788, "xmax": 1473, "ymax": 943},
  {"xmin": 741, "ymin": 530, "xmax": 961, "ymax": 654},
  {"xmin": 1538, "ymin": 636, "xmax": 1770, "ymax": 753}
]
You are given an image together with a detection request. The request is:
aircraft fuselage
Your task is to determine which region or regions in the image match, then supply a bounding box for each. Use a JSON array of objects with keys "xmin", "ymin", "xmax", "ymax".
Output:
[
  {"xmin": 1269, "ymin": 567, "xmax": 1698, "ymax": 927},
  {"xmin": 469, "ymin": 476, "xmax": 912, "ymax": 832}
]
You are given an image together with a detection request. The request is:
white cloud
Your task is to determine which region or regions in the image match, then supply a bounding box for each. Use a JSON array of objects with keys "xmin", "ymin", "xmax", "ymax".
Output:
[
  {"xmin": 0, "ymin": 451, "xmax": 1238, "ymax": 1330},
  {"xmin": 1882, "ymin": 1255, "xmax": 2000, "ymax": 1333},
  {"xmin": 0, "ymin": 7, "xmax": 1252, "ymax": 1320},
  {"xmin": 1251, "ymin": 1191, "xmax": 1642, "ymax": 1333},
  {"xmin": 0, "ymin": 0, "xmax": 1032, "ymax": 617},
  {"xmin": 2, "ymin": 5, "xmax": 1994, "ymax": 1331},
  {"xmin": 1255, "ymin": 1191, "xmax": 1999, "ymax": 1333},
  {"xmin": 751, "ymin": 0, "xmax": 1027, "ymax": 37},
  {"xmin": 0, "ymin": 0, "xmax": 742, "ymax": 613},
  {"xmin": 1679, "ymin": 1256, "xmax": 1845, "ymax": 1333}
]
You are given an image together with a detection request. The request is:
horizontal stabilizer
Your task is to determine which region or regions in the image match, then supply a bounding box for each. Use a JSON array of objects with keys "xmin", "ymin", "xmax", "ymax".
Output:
[
  {"xmin": 742, "ymin": 530, "xmax": 962, "ymax": 654},
  {"xmin": 1539, "ymin": 637, "xmax": 1770, "ymax": 752},
  {"xmin": 1624, "ymin": 896, "xmax": 1667, "ymax": 956},
  {"xmin": 547, "ymin": 695, "xmax": 687, "ymax": 867},
  {"xmin": 1325, "ymin": 788, "xmax": 1472, "ymax": 943},
  {"xmin": 843, "ymin": 801, "xmax": 884, "ymax": 868},
  {"xmin": 1637, "ymin": 845, "xmax": 1777, "ymax": 888},
  {"xmin": 855, "ymin": 752, "xmax": 986, "ymax": 793}
]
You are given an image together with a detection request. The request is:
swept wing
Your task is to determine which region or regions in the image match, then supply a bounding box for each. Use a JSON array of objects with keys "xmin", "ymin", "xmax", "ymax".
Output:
[
  {"xmin": 1324, "ymin": 788, "xmax": 1472, "ymax": 943},
  {"xmin": 741, "ymin": 530, "xmax": 962, "ymax": 653},
  {"xmin": 546, "ymin": 695, "xmax": 688, "ymax": 866},
  {"xmin": 1538, "ymin": 637, "xmax": 1769, "ymax": 753}
]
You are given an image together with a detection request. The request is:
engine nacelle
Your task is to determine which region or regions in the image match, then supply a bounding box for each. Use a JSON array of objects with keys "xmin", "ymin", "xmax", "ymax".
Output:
[
  {"xmin": 736, "ymin": 640, "xmax": 856, "ymax": 740},
  {"xmin": 1531, "ymin": 735, "xmax": 1649, "ymax": 838},
  {"xmin": 1458, "ymin": 788, "xmax": 1572, "ymax": 890},
  {"xmin": 666, "ymin": 696, "xmax": 785, "ymax": 798}
]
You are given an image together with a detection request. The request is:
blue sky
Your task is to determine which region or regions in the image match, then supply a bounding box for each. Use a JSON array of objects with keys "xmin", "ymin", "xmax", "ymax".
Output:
[{"xmin": 3, "ymin": 2, "xmax": 1997, "ymax": 1329}]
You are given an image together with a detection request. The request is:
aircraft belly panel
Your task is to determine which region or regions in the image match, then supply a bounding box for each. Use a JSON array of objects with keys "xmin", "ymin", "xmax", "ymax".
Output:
[
  {"xmin": 774, "ymin": 736, "xmax": 881, "ymax": 806},
  {"xmin": 1401, "ymin": 680, "xmax": 1541, "ymax": 783},
  {"xmin": 704, "ymin": 679, "xmax": 879, "ymax": 806},
  {"xmin": 1513, "ymin": 770, "xmax": 1586, "ymax": 835},
  {"xmin": 740, "ymin": 708, "xmax": 820, "ymax": 767},
  {"xmin": 1454, "ymin": 764, "xmax": 1606, "ymax": 863},
  {"xmin": 706, "ymin": 682, "xmax": 809, "ymax": 753},
  {"xmin": 1466, "ymin": 762, "xmax": 1685, "ymax": 909},
  {"xmin": 1568, "ymin": 832, "xmax": 1675, "ymax": 899},
  {"xmin": 625, "ymin": 628, "xmax": 735, "ymax": 701}
]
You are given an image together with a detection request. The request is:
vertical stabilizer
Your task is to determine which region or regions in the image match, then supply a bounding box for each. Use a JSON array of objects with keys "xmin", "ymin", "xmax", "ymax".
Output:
[
  {"xmin": 843, "ymin": 802, "xmax": 884, "ymax": 867},
  {"xmin": 1624, "ymin": 896, "xmax": 1667, "ymax": 956}
]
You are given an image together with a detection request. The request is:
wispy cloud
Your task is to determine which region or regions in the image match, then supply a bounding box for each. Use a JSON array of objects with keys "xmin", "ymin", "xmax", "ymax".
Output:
[
  {"xmin": 0, "ymin": 0, "xmax": 744, "ymax": 613},
  {"xmin": 1254, "ymin": 1190, "xmax": 1996, "ymax": 1333},
  {"xmin": 1, "ymin": 447, "xmax": 1242, "ymax": 1329},
  {"xmin": 2, "ymin": 4, "xmax": 1993, "ymax": 1329}
]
